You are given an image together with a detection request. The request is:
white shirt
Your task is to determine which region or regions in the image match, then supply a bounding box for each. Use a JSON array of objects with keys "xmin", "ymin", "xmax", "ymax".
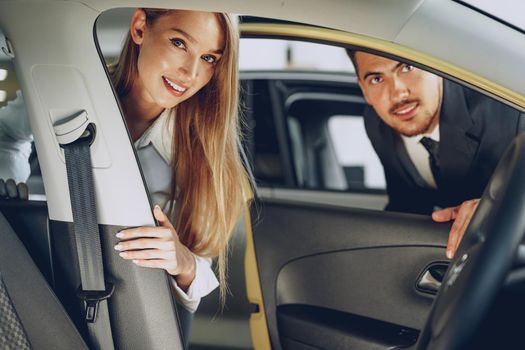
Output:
[
  {"xmin": 401, "ymin": 125, "xmax": 440, "ymax": 189},
  {"xmin": 0, "ymin": 90, "xmax": 33, "ymax": 182},
  {"xmin": 134, "ymin": 109, "xmax": 219, "ymax": 313}
]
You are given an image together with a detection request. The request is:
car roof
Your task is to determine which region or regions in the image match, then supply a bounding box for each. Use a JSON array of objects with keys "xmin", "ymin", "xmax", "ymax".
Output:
[{"xmin": 7, "ymin": 0, "xmax": 524, "ymax": 106}]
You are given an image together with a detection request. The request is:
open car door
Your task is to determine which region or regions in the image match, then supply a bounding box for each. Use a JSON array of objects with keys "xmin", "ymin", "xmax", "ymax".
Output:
[{"xmin": 239, "ymin": 19, "xmax": 523, "ymax": 349}]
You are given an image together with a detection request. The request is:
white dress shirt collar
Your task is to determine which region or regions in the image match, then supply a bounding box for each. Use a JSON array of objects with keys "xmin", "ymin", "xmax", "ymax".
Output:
[
  {"xmin": 133, "ymin": 108, "xmax": 174, "ymax": 164},
  {"xmin": 401, "ymin": 124, "xmax": 440, "ymax": 188}
]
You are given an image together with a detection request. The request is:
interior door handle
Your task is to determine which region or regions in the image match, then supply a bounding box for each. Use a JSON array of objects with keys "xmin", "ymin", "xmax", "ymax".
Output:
[{"xmin": 416, "ymin": 262, "xmax": 449, "ymax": 295}]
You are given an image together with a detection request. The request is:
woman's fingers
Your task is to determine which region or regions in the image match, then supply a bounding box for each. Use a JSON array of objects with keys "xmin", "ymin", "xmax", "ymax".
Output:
[
  {"xmin": 116, "ymin": 208, "xmax": 188, "ymax": 276},
  {"xmin": 154, "ymin": 205, "xmax": 175, "ymax": 230},
  {"xmin": 132, "ymin": 259, "xmax": 175, "ymax": 271},
  {"xmin": 115, "ymin": 237, "xmax": 175, "ymax": 252},
  {"xmin": 117, "ymin": 226, "xmax": 172, "ymax": 240},
  {"xmin": 118, "ymin": 248, "xmax": 174, "ymax": 261}
]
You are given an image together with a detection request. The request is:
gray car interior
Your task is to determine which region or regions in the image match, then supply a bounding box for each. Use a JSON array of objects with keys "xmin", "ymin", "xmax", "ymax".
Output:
[
  {"xmin": 0, "ymin": 191, "xmax": 186, "ymax": 350},
  {"xmin": 0, "ymin": 208, "xmax": 87, "ymax": 349}
]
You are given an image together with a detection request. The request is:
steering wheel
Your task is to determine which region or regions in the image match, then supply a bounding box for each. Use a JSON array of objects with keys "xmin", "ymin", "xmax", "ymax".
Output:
[{"xmin": 416, "ymin": 132, "xmax": 525, "ymax": 350}]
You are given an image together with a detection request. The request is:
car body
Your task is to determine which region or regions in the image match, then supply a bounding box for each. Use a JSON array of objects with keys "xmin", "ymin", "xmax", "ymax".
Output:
[{"xmin": 0, "ymin": 0, "xmax": 524, "ymax": 349}]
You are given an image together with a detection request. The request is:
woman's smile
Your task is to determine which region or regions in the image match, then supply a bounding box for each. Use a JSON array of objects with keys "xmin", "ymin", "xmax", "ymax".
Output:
[{"xmin": 162, "ymin": 76, "xmax": 188, "ymax": 97}]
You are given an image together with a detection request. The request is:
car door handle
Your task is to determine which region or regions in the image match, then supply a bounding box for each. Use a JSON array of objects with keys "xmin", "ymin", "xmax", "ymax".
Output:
[{"xmin": 416, "ymin": 262, "xmax": 449, "ymax": 295}]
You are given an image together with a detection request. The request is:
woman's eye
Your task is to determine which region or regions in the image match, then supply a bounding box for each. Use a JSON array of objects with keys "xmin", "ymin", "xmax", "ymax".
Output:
[
  {"xmin": 202, "ymin": 55, "xmax": 217, "ymax": 64},
  {"xmin": 402, "ymin": 64, "xmax": 414, "ymax": 73},
  {"xmin": 170, "ymin": 39, "xmax": 186, "ymax": 49}
]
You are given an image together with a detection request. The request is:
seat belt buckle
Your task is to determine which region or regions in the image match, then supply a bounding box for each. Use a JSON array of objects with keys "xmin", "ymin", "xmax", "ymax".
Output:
[
  {"xmin": 77, "ymin": 283, "xmax": 115, "ymax": 323},
  {"xmin": 53, "ymin": 110, "xmax": 96, "ymax": 147}
]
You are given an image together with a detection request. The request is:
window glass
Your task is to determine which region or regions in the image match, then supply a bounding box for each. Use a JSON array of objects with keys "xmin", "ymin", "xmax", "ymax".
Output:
[
  {"xmin": 328, "ymin": 115, "xmax": 385, "ymax": 190},
  {"xmin": 240, "ymin": 38, "xmax": 355, "ymax": 72},
  {"xmin": 240, "ymin": 37, "xmax": 383, "ymax": 194}
]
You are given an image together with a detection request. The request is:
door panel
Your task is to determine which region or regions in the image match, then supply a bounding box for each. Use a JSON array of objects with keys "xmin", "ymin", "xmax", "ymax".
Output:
[
  {"xmin": 277, "ymin": 305, "xmax": 418, "ymax": 350},
  {"xmin": 277, "ymin": 247, "xmax": 442, "ymax": 328},
  {"xmin": 50, "ymin": 220, "xmax": 184, "ymax": 349},
  {"xmin": 253, "ymin": 199, "xmax": 450, "ymax": 349}
]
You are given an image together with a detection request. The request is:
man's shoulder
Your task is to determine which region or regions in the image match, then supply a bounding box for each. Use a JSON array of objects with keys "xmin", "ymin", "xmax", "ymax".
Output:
[
  {"xmin": 363, "ymin": 105, "xmax": 384, "ymax": 134},
  {"xmin": 453, "ymin": 82, "xmax": 519, "ymax": 123}
]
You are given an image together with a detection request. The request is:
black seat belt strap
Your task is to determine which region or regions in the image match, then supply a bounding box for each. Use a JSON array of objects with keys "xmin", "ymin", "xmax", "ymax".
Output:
[{"xmin": 55, "ymin": 113, "xmax": 115, "ymax": 350}]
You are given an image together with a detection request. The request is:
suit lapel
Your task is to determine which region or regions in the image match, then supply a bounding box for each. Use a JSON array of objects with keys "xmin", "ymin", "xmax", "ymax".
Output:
[{"xmin": 439, "ymin": 80, "xmax": 481, "ymax": 191}]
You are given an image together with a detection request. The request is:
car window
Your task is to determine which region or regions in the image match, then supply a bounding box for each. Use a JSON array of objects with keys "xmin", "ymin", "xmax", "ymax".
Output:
[
  {"xmin": 240, "ymin": 38, "xmax": 386, "ymax": 196},
  {"xmin": 0, "ymin": 32, "xmax": 45, "ymax": 200},
  {"xmin": 241, "ymin": 36, "xmax": 525, "ymax": 214}
]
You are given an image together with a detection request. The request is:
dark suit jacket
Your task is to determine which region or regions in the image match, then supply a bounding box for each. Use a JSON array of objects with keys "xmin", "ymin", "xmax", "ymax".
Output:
[{"xmin": 364, "ymin": 80, "xmax": 525, "ymax": 215}]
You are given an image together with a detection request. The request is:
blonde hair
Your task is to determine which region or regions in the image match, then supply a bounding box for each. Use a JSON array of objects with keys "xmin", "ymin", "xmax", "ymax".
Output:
[{"xmin": 111, "ymin": 9, "xmax": 250, "ymax": 305}]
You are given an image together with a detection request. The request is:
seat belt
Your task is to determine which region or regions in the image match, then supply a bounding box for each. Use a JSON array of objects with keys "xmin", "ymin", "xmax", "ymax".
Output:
[{"xmin": 54, "ymin": 112, "xmax": 115, "ymax": 350}]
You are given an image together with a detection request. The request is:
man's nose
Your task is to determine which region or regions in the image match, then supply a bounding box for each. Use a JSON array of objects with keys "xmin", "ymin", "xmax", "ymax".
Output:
[
  {"xmin": 177, "ymin": 56, "xmax": 199, "ymax": 83},
  {"xmin": 390, "ymin": 78, "xmax": 410, "ymax": 102}
]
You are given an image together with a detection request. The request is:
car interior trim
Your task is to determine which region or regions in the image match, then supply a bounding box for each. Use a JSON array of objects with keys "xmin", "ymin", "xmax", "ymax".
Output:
[{"xmin": 243, "ymin": 205, "xmax": 273, "ymax": 350}]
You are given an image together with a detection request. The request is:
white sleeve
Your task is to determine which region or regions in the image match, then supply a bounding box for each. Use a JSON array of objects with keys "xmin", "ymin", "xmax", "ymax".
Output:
[
  {"xmin": 0, "ymin": 90, "xmax": 33, "ymax": 182},
  {"xmin": 170, "ymin": 254, "xmax": 219, "ymax": 313},
  {"xmin": 0, "ymin": 91, "xmax": 33, "ymax": 141}
]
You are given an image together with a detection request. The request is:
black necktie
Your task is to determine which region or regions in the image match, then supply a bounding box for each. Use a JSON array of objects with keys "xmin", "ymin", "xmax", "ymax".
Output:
[{"xmin": 419, "ymin": 136, "xmax": 441, "ymax": 186}]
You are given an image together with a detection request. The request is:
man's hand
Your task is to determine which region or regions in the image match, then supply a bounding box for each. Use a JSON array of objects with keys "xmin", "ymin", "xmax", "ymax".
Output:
[{"xmin": 432, "ymin": 199, "xmax": 480, "ymax": 259}]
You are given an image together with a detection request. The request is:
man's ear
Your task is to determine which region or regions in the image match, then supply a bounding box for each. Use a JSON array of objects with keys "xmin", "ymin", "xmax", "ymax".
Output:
[
  {"xmin": 130, "ymin": 9, "xmax": 147, "ymax": 45},
  {"xmin": 357, "ymin": 79, "xmax": 371, "ymax": 105}
]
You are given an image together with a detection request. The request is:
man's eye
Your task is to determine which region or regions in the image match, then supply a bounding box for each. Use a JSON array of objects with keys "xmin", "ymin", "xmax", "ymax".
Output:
[
  {"xmin": 402, "ymin": 64, "xmax": 414, "ymax": 73},
  {"xmin": 202, "ymin": 55, "xmax": 217, "ymax": 64},
  {"xmin": 170, "ymin": 39, "xmax": 186, "ymax": 49},
  {"xmin": 370, "ymin": 76, "xmax": 382, "ymax": 85}
]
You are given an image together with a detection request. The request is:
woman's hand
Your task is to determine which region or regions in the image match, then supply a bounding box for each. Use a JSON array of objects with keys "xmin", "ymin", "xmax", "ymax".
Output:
[{"xmin": 115, "ymin": 205, "xmax": 196, "ymax": 291}]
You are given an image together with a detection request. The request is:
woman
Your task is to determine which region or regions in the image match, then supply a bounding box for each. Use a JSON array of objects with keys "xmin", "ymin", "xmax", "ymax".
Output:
[
  {"xmin": 0, "ymin": 8, "xmax": 249, "ymax": 341},
  {"xmin": 110, "ymin": 7, "xmax": 250, "ymax": 318}
]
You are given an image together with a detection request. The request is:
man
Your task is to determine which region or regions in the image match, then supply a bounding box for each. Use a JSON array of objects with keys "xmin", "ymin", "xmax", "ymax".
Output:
[{"xmin": 348, "ymin": 49, "xmax": 525, "ymax": 258}]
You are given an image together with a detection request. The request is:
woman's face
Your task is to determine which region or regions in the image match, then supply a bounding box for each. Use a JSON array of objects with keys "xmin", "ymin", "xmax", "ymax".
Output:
[{"xmin": 130, "ymin": 10, "xmax": 225, "ymax": 111}]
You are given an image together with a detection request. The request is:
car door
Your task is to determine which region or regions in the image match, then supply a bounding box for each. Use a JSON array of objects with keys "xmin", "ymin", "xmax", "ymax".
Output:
[{"xmin": 239, "ymin": 20, "xmax": 524, "ymax": 349}]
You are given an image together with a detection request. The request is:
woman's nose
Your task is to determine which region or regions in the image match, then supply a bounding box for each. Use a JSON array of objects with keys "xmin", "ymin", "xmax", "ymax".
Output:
[{"xmin": 177, "ymin": 57, "xmax": 199, "ymax": 83}]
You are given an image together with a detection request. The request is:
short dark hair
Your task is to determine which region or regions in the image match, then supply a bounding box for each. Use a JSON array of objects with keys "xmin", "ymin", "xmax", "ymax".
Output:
[{"xmin": 345, "ymin": 48, "xmax": 360, "ymax": 78}]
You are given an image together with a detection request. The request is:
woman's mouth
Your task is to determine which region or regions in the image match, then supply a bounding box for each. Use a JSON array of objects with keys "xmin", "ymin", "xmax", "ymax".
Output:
[
  {"xmin": 392, "ymin": 102, "xmax": 419, "ymax": 121},
  {"xmin": 162, "ymin": 76, "xmax": 187, "ymax": 97}
]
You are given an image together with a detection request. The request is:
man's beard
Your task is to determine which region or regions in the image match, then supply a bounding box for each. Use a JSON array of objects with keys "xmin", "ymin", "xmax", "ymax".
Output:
[{"xmin": 389, "ymin": 99, "xmax": 438, "ymax": 137}]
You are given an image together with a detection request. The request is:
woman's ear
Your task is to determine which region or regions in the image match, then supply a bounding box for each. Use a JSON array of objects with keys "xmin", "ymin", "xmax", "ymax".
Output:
[{"xmin": 130, "ymin": 9, "xmax": 147, "ymax": 45}]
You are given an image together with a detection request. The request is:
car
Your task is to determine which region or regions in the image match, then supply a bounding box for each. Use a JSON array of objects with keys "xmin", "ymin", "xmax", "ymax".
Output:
[{"xmin": 0, "ymin": 1, "xmax": 524, "ymax": 349}]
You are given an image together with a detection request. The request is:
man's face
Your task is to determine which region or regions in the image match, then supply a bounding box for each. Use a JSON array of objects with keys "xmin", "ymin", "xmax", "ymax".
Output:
[{"xmin": 355, "ymin": 52, "xmax": 443, "ymax": 137}]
